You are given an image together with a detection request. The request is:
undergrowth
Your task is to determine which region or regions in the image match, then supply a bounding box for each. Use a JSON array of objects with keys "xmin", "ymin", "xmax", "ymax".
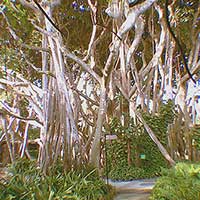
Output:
[
  {"xmin": 150, "ymin": 163, "xmax": 200, "ymax": 200},
  {"xmin": 0, "ymin": 159, "xmax": 115, "ymax": 200}
]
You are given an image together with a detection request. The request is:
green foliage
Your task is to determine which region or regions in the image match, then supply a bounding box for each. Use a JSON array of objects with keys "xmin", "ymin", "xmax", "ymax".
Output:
[
  {"xmin": 0, "ymin": 0, "xmax": 42, "ymax": 81},
  {"xmin": 191, "ymin": 127, "xmax": 200, "ymax": 150},
  {"xmin": 2, "ymin": 0, "xmax": 34, "ymax": 41},
  {"xmin": 0, "ymin": 159, "xmax": 115, "ymax": 200},
  {"xmin": 142, "ymin": 100, "xmax": 175, "ymax": 145},
  {"xmin": 150, "ymin": 163, "xmax": 200, "ymax": 200},
  {"xmin": 173, "ymin": 0, "xmax": 199, "ymax": 54},
  {"xmin": 105, "ymin": 101, "xmax": 175, "ymax": 180},
  {"xmin": 108, "ymin": 165, "xmax": 160, "ymax": 181}
]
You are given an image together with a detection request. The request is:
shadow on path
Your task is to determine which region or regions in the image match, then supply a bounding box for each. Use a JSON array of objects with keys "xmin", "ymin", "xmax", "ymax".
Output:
[
  {"xmin": 108, "ymin": 178, "xmax": 156, "ymax": 200},
  {"xmin": 114, "ymin": 192, "xmax": 150, "ymax": 200}
]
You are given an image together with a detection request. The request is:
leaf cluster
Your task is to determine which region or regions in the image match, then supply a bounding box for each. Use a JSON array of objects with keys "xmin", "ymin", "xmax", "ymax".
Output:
[
  {"xmin": 150, "ymin": 162, "xmax": 200, "ymax": 200},
  {"xmin": 0, "ymin": 158, "xmax": 114, "ymax": 200}
]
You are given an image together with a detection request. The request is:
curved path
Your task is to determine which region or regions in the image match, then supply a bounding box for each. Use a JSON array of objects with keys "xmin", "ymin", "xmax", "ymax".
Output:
[{"xmin": 107, "ymin": 178, "xmax": 156, "ymax": 200}]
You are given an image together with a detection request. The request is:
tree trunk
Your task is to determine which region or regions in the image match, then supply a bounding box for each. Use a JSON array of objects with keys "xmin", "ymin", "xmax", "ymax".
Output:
[{"xmin": 90, "ymin": 86, "xmax": 107, "ymax": 169}]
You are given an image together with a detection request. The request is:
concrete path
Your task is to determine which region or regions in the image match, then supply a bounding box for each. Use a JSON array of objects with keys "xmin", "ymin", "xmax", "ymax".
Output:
[
  {"xmin": 108, "ymin": 178, "xmax": 156, "ymax": 192},
  {"xmin": 114, "ymin": 192, "xmax": 150, "ymax": 200},
  {"xmin": 107, "ymin": 178, "xmax": 156, "ymax": 200}
]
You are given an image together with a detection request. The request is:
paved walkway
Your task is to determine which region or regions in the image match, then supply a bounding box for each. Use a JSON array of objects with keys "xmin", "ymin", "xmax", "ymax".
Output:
[
  {"xmin": 108, "ymin": 178, "xmax": 156, "ymax": 192},
  {"xmin": 114, "ymin": 192, "xmax": 150, "ymax": 200},
  {"xmin": 107, "ymin": 178, "xmax": 156, "ymax": 200}
]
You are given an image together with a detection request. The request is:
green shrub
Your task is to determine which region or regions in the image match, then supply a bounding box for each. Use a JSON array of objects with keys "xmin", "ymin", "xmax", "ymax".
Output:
[
  {"xmin": 0, "ymin": 159, "xmax": 115, "ymax": 200},
  {"xmin": 149, "ymin": 163, "xmax": 200, "ymax": 200},
  {"xmin": 105, "ymin": 101, "xmax": 175, "ymax": 180},
  {"xmin": 108, "ymin": 165, "xmax": 161, "ymax": 181}
]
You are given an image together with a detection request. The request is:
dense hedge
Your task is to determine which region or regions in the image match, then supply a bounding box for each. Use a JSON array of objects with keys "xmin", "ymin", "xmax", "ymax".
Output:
[
  {"xmin": 0, "ymin": 159, "xmax": 115, "ymax": 200},
  {"xmin": 150, "ymin": 163, "xmax": 200, "ymax": 200},
  {"xmin": 105, "ymin": 101, "xmax": 175, "ymax": 180}
]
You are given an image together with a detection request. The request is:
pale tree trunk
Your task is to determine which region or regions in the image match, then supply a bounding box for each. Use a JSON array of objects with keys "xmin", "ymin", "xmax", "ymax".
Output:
[
  {"xmin": 20, "ymin": 108, "xmax": 33, "ymax": 158},
  {"xmin": 38, "ymin": 33, "xmax": 49, "ymax": 168},
  {"xmin": 1, "ymin": 116, "xmax": 14, "ymax": 163},
  {"xmin": 163, "ymin": 33, "xmax": 175, "ymax": 101},
  {"xmin": 152, "ymin": 66, "xmax": 158, "ymax": 113},
  {"xmin": 90, "ymin": 86, "xmax": 107, "ymax": 169},
  {"xmin": 175, "ymin": 82, "xmax": 193, "ymax": 160},
  {"xmin": 32, "ymin": 1, "xmax": 80, "ymax": 172},
  {"xmin": 127, "ymin": 16, "xmax": 145, "ymax": 114}
]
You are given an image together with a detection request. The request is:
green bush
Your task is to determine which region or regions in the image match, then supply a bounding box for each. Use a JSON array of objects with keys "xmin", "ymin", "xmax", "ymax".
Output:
[
  {"xmin": 149, "ymin": 163, "xmax": 200, "ymax": 200},
  {"xmin": 105, "ymin": 101, "xmax": 175, "ymax": 180},
  {"xmin": 108, "ymin": 165, "xmax": 161, "ymax": 181},
  {"xmin": 0, "ymin": 159, "xmax": 115, "ymax": 200}
]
